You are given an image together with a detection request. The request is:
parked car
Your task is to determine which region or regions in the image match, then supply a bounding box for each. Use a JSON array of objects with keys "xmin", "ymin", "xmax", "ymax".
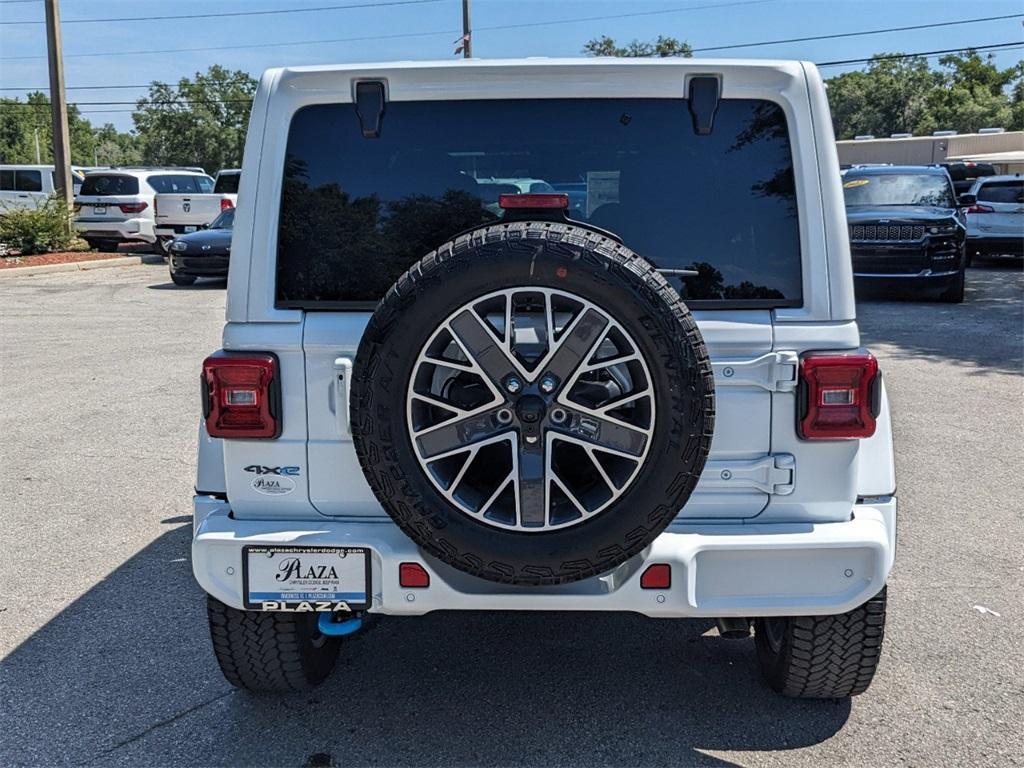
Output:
[
  {"xmin": 193, "ymin": 59, "xmax": 896, "ymax": 700},
  {"xmin": 73, "ymin": 168, "xmax": 214, "ymax": 252},
  {"xmin": 151, "ymin": 170, "xmax": 239, "ymax": 255},
  {"xmin": 964, "ymin": 174, "xmax": 1024, "ymax": 261},
  {"xmin": 213, "ymin": 168, "xmax": 241, "ymax": 199},
  {"xmin": 168, "ymin": 206, "xmax": 233, "ymax": 286},
  {"xmin": 941, "ymin": 160, "xmax": 997, "ymax": 197},
  {"xmin": 0, "ymin": 164, "xmax": 84, "ymax": 212},
  {"xmin": 842, "ymin": 165, "xmax": 968, "ymax": 302}
]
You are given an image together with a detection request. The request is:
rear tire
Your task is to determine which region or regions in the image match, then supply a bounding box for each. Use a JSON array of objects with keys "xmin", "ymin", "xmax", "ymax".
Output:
[
  {"xmin": 753, "ymin": 587, "xmax": 887, "ymax": 699},
  {"xmin": 170, "ymin": 269, "xmax": 196, "ymax": 286},
  {"xmin": 937, "ymin": 268, "xmax": 965, "ymax": 303},
  {"xmin": 153, "ymin": 237, "xmax": 170, "ymax": 257},
  {"xmin": 206, "ymin": 596, "xmax": 341, "ymax": 692}
]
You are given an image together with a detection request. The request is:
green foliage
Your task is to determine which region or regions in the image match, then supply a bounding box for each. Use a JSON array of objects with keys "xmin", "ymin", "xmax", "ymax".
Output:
[
  {"xmin": 132, "ymin": 65, "xmax": 257, "ymax": 174},
  {"xmin": 583, "ymin": 35, "xmax": 692, "ymax": 58},
  {"xmin": 0, "ymin": 195, "xmax": 74, "ymax": 255},
  {"xmin": 0, "ymin": 92, "xmax": 106, "ymax": 165},
  {"xmin": 826, "ymin": 51, "xmax": 1023, "ymax": 139}
]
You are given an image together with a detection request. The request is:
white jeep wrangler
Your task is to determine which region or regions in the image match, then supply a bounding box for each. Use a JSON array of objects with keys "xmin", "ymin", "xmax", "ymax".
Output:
[{"xmin": 192, "ymin": 58, "xmax": 896, "ymax": 699}]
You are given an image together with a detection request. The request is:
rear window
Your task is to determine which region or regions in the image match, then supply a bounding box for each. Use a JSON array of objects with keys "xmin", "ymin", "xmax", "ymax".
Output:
[
  {"xmin": 977, "ymin": 181, "xmax": 1024, "ymax": 204},
  {"xmin": 147, "ymin": 174, "xmax": 214, "ymax": 194},
  {"xmin": 214, "ymin": 172, "xmax": 240, "ymax": 194},
  {"xmin": 80, "ymin": 174, "xmax": 139, "ymax": 196},
  {"xmin": 276, "ymin": 98, "xmax": 802, "ymax": 309}
]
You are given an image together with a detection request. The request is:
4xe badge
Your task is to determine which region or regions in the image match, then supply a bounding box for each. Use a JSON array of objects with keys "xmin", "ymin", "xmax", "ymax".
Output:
[{"xmin": 244, "ymin": 465, "xmax": 300, "ymax": 495}]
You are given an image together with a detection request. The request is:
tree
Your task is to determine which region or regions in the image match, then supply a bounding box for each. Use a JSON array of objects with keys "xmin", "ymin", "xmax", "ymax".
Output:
[
  {"xmin": 583, "ymin": 35, "xmax": 692, "ymax": 58},
  {"xmin": 92, "ymin": 124, "xmax": 142, "ymax": 167},
  {"xmin": 132, "ymin": 65, "xmax": 257, "ymax": 174},
  {"xmin": 0, "ymin": 92, "xmax": 100, "ymax": 165},
  {"xmin": 825, "ymin": 55, "xmax": 937, "ymax": 139},
  {"xmin": 917, "ymin": 52, "xmax": 1017, "ymax": 134}
]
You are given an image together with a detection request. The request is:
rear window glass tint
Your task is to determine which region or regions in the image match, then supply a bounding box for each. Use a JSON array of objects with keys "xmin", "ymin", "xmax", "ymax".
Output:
[
  {"xmin": 0, "ymin": 170, "xmax": 15, "ymax": 190},
  {"xmin": 147, "ymin": 174, "xmax": 207, "ymax": 193},
  {"xmin": 15, "ymin": 170, "xmax": 43, "ymax": 192},
  {"xmin": 977, "ymin": 181, "xmax": 1024, "ymax": 204},
  {"xmin": 214, "ymin": 173, "xmax": 240, "ymax": 194},
  {"xmin": 79, "ymin": 174, "xmax": 140, "ymax": 196},
  {"xmin": 276, "ymin": 98, "xmax": 802, "ymax": 308}
]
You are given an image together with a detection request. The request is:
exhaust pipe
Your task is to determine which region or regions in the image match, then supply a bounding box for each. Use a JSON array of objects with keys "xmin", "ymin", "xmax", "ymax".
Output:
[{"xmin": 716, "ymin": 617, "xmax": 751, "ymax": 639}]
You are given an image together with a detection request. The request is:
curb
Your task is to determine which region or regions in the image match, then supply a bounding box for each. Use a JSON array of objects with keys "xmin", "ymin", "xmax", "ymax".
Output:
[{"xmin": 0, "ymin": 255, "xmax": 143, "ymax": 278}]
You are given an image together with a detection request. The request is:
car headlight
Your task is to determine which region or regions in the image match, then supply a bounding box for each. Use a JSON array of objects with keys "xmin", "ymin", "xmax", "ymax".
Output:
[
  {"xmin": 171, "ymin": 240, "xmax": 188, "ymax": 252},
  {"xmin": 929, "ymin": 224, "xmax": 958, "ymax": 236}
]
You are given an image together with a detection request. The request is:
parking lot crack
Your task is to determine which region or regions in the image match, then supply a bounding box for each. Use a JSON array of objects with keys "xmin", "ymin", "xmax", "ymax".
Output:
[{"xmin": 87, "ymin": 690, "xmax": 235, "ymax": 761}]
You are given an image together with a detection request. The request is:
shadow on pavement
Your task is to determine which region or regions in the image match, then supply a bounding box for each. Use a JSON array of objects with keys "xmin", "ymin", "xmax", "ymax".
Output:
[
  {"xmin": 148, "ymin": 278, "xmax": 228, "ymax": 291},
  {"xmin": 856, "ymin": 262, "xmax": 1023, "ymax": 376},
  {"xmin": 0, "ymin": 524, "xmax": 850, "ymax": 767}
]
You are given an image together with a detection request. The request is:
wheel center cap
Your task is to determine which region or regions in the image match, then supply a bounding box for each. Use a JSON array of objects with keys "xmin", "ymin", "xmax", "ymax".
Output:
[{"xmin": 515, "ymin": 395, "xmax": 547, "ymax": 424}]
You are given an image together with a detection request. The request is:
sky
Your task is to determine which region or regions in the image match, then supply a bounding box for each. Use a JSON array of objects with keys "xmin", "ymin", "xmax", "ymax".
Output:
[{"xmin": 1, "ymin": 0, "xmax": 1022, "ymax": 132}]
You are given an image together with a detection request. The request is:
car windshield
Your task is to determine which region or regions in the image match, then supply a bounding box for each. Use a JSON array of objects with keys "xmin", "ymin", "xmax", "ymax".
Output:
[
  {"xmin": 209, "ymin": 208, "xmax": 235, "ymax": 229},
  {"xmin": 843, "ymin": 173, "xmax": 955, "ymax": 207},
  {"xmin": 276, "ymin": 98, "xmax": 803, "ymax": 308},
  {"xmin": 79, "ymin": 174, "xmax": 139, "ymax": 196}
]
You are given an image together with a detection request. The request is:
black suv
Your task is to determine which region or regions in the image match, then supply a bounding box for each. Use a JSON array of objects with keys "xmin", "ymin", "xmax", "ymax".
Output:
[{"xmin": 843, "ymin": 165, "xmax": 970, "ymax": 303}]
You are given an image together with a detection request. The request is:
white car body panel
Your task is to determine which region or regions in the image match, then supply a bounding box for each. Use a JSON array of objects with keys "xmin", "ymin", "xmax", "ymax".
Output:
[{"xmin": 196, "ymin": 58, "xmax": 896, "ymax": 617}]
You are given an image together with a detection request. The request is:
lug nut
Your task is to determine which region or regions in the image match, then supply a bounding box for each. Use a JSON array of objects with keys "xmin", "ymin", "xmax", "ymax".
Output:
[
  {"xmin": 540, "ymin": 375, "xmax": 557, "ymax": 393},
  {"xmin": 505, "ymin": 377, "xmax": 523, "ymax": 394},
  {"xmin": 525, "ymin": 435, "xmax": 539, "ymax": 444}
]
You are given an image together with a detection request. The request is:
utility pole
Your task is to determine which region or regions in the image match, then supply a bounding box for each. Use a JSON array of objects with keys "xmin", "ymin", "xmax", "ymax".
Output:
[
  {"xmin": 44, "ymin": 0, "xmax": 73, "ymax": 214},
  {"xmin": 460, "ymin": 0, "xmax": 472, "ymax": 58}
]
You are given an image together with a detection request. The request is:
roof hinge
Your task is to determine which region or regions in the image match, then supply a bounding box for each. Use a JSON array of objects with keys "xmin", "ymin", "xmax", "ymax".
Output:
[
  {"xmin": 712, "ymin": 351, "xmax": 798, "ymax": 392},
  {"xmin": 700, "ymin": 455, "xmax": 795, "ymax": 496},
  {"xmin": 353, "ymin": 80, "xmax": 386, "ymax": 139}
]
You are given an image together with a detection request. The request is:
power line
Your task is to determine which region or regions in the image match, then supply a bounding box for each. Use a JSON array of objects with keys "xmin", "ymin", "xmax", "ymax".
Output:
[
  {"xmin": 817, "ymin": 40, "xmax": 1024, "ymax": 67},
  {"xmin": 690, "ymin": 13, "xmax": 1024, "ymax": 53},
  {"xmin": 0, "ymin": 0, "xmax": 771, "ymax": 60},
  {"xmin": 0, "ymin": 0, "xmax": 441, "ymax": 25}
]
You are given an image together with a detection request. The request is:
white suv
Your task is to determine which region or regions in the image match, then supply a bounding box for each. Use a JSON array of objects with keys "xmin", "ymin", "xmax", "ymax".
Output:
[
  {"xmin": 965, "ymin": 174, "xmax": 1024, "ymax": 260},
  {"xmin": 193, "ymin": 59, "xmax": 896, "ymax": 699},
  {"xmin": 74, "ymin": 168, "xmax": 213, "ymax": 251}
]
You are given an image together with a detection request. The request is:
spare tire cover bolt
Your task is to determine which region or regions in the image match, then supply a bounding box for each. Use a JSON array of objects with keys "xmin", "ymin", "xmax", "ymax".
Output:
[
  {"xmin": 525, "ymin": 435, "xmax": 539, "ymax": 444},
  {"xmin": 505, "ymin": 376, "xmax": 523, "ymax": 394},
  {"xmin": 540, "ymin": 375, "xmax": 557, "ymax": 393}
]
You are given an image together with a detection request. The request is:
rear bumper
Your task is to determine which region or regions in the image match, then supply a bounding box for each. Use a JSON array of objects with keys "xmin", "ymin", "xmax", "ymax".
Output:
[
  {"xmin": 74, "ymin": 217, "xmax": 154, "ymax": 243},
  {"xmin": 967, "ymin": 235, "xmax": 1024, "ymax": 257},
  {"xmin": 192, "ymin": 496, "xmax": 896, "ymax": 618}
]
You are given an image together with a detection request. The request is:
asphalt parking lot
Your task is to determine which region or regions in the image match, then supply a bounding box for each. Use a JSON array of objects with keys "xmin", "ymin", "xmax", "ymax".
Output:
[{"xmin": 1, "ymin": 260, "xmax": 1022, "ymax": 768}]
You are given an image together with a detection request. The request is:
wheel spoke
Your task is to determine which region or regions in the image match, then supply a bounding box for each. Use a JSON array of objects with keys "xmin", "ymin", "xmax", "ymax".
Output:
[
  {"xmin": 516, "ymin": 442, "xmax": 547, "ymax": 527},
  {"xmin": 539, "ymin": 308, "xmax": 609, "ymax": 385},
  {"xmin": 571, "ymin": 411, "xmax": 649, "ymax": 457},
  {"xmin": 414, "ymin": 408, "xmax": 507, "ymax": 459},
  {"xmin": 449, "ymin": 310, "xmax": 520, "ymax": 389}
]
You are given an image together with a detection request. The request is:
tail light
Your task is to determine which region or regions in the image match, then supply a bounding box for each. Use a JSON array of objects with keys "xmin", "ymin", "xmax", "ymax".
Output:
[
  {"xmin": 201, "ymin": 353, "xmax": 280, "ymax": 439},
  {"xmin": 118, "ymin": 201, "xmax": 148, "ymax": 214},
  {"xmin": 499, "ymin": 193, "xmax": 569, "ymax": 209},
  {"xmin": 798, "ymin": 350, "xmax": 880, "ymax": 440},
  {"xmin": 966, "ymin": 203, "xmax": 994, "ymax": 214},
  {"xmin": 220, "ymin": 198, "xmax": 234, "ymax": 212}
]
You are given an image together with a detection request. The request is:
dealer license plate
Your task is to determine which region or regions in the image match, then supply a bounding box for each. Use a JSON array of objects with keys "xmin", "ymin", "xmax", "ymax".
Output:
[{"xmin": 243, "ymin": 546, "xmax": 370, "ymax": 611}]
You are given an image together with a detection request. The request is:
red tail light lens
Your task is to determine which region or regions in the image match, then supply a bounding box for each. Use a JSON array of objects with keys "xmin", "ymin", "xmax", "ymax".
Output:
[
  {"xmin": 640, "ymin": 564, "xmax": 671, "ymax": 589},
  {"xmin": 118, "ymin": 201, "xmax": 148, "ymax": 214},
  {"xmin": 220, "ymin": 198, "xmax": 234, "ymax": 212},
  {"xmin": 499, "ymin": 193, "xmax": 569, "ymax": 210},
  {"xmin": 966, "ymin": 204, "xmax": 994, "ymax": 214},
  {"xmin": 798, "ymin": 351, "xmax": 880, "ymax": 440},
  {"xmin": 201, "ymin": 353, "xmax": 280, "ymax": 439},
  {"xmin": 399, "ymin": 562, "xmax": 430, "ymax": 588}
]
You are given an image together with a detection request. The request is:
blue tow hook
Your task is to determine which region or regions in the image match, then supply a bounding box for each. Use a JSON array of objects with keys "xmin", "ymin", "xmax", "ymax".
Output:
[{"xmin": 318, "ymin": 613, "xmax": 363, "ymax": 637}]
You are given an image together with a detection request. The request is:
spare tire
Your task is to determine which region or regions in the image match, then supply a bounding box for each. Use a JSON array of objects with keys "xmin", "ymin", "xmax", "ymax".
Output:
[{"xmin": 351, "ymin": 221, "xmax": 714, "ymax": 585}]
